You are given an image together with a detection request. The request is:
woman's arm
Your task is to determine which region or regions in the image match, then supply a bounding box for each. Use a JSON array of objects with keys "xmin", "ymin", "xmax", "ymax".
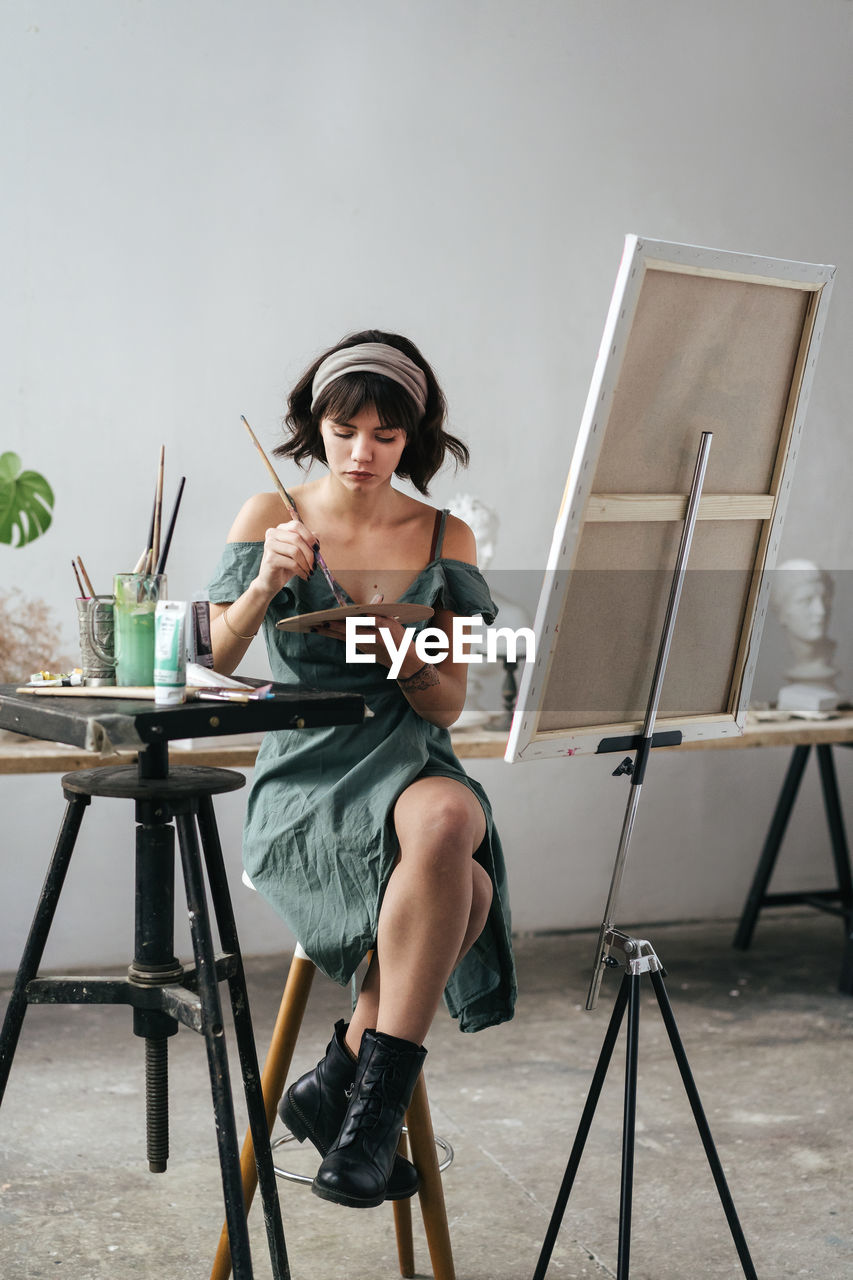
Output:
[
  {"xmin": 392, "ymin": 605, "xmax": 471, "ymax": 728},
  {"xmin": 210, "ymin": 492, "xmax": 318, "ymax": 675}
]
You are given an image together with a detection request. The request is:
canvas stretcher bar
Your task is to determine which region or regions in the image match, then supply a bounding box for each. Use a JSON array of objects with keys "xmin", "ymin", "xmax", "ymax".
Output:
[{"xmin": 506, "ymin": 236, "xmax": 835, "ymax": 762}]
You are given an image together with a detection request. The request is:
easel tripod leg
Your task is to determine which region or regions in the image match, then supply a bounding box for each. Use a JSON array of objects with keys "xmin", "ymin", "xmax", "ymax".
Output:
[
  {"xmin": 649, "ymin": 970, "xmax": 758, "ymax": 1280},
  {"xmin": 617, "ymin": 976, "xmax": 640, "ymax": 1280},
  {"xmin": 532, "ymin": 976, "xmax": 630, "ymax": 1280}
]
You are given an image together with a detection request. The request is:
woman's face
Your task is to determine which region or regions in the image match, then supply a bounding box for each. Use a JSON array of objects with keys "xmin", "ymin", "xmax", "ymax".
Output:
[{"xmin": 319, "ymin": 404, "xmax": 407, "ymax": 490}]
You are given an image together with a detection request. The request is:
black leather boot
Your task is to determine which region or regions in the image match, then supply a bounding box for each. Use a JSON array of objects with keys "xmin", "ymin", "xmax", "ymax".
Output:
[
  {"xmin": 312, "ymin": 1028, "xmax": 427, "ymax": 1208},
  {"xmin": 278, "ymin": 1020, "xmax": 418, "ymax": 1201}
]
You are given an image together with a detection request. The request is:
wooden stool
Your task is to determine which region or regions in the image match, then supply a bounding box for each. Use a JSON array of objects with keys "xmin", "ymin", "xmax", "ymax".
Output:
[{"xmin": 210, "ymin": 945, "xmax": 456, "ymax": 1280}]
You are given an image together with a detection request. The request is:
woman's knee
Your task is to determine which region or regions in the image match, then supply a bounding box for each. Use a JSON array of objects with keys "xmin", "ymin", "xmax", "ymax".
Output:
[{"xmin": 395, "ymin": 779, "xmax": 486, "ymax": 854}]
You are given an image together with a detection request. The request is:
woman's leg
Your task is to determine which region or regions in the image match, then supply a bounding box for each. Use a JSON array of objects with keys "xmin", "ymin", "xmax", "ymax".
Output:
[{"xmin": 346, "ymin": 776, "xmax": 491, "ymax": 1054}]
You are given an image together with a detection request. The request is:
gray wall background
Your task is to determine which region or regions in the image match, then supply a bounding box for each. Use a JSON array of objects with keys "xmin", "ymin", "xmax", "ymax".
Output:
[{"xmin": 2, "ymin": 0, "xmax": 852, "ymax": 969}]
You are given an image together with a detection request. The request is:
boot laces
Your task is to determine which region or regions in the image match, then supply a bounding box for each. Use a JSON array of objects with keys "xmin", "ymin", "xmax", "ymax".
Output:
[{"xmin": 349, "ymin": 1055, "xmax": 404, "ymax": 1133}]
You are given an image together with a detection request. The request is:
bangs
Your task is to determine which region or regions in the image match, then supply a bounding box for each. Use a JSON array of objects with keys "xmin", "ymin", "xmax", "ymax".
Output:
[{"xmin": 316, "ymin": 371, "xmax": 420, "ymax": 434}]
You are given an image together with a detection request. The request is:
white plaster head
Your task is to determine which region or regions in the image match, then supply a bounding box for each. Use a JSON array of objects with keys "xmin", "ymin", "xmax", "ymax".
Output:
[
  {"xmin": 447, "ymin": 493, "xmax": 499, "ymax": 568},
  {"xmin": 771, "ymin": 559, "xmax": 833, "ymax": 646}
]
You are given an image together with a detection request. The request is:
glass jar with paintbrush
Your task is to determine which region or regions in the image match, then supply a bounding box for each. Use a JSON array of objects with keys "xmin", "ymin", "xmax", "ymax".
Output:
[
  {"xmin": 113, "ymin": 571, "xmax": 168, "ymax": 685},
  {"xmin": 108, "ymin": 449, "xmax": 185, "ymax": 687}
]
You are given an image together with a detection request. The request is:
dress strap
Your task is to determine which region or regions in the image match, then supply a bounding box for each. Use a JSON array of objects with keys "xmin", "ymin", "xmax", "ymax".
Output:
[{"xmin": 428, "ymin": 508, "xmax": 449, "ymax": 562}]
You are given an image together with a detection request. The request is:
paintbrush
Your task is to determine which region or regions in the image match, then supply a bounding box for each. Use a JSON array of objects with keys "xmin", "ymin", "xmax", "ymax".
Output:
[
  {"xmin": 76, "ymin": 556, "xmax": 97, "ymax": 597},
  {"xmin": 156, "ymin": 476, "xmax": 185, "ymax": 575},
  {"xmin": 151, "ymin": 446, "xmax": 165, "ymax": 570},
  {"xmin": 133, "ymin": 484, "xmax": 159, "ymax": 575},
  {"xmin": 71, "ymin": 559, "xmax": 87, "ymax": 597},
  {"xmin": 240, "ymin": 414, "xmax": 348, "ymax": 607}
]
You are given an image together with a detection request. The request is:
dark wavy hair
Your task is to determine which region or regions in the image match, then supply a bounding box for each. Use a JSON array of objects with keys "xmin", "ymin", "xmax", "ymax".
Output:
[{"xmin": 273, "ymin": 329, "xmax": 469, "ymax": 494}]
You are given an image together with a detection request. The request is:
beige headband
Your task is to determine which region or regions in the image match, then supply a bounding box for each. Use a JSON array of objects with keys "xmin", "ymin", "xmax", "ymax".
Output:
[{"xmin": 311, "ymin": 342, "xmax": 428, "ymax": 417}]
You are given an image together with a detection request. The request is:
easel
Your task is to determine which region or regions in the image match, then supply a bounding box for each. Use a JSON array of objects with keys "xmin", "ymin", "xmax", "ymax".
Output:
[{"xmin": 532, "ymin": 435, "xmax": 759, "ymax": 1280}]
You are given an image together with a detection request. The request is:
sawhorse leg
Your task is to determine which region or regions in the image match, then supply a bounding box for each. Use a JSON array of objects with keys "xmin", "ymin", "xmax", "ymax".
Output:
[
  {"xmin": 733, "ymin": 745, "xmax": 810, "ymax": 951},
  {"xmin": 734, "ymin": 743, "xmax": 853, "ymax": 993}
]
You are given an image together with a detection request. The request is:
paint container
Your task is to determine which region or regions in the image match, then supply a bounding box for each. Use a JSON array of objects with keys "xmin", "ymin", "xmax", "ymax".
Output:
[
  {"xmin": 114, "ymin": 572, "xmax": 167, "ymax": 686},
  {"xmin": 190, "ymin": 598, "xmax": 214, "ymax": 669},
  {"xmin": 154, "ymin": 600, "xmax": 187, "ymax": 705},
  {"xmin": 77, "ymin": 595, "xmax": 116, "ymax": 686}
]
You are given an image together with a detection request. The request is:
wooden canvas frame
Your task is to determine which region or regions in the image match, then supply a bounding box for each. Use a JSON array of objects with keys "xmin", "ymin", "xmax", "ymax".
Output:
[{"xmin": 506, "ymin": 236, "xmax": 835, "ymax": 762}]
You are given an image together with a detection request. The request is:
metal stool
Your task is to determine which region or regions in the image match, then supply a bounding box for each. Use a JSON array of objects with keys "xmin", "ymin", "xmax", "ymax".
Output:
[
  {"xmin": 0, "ymin": 759, "xmax": 289, "ymax": 1280},
  {"xmin": 210, "ymin": 944, "xmax": 456, "ymax": 1280}
]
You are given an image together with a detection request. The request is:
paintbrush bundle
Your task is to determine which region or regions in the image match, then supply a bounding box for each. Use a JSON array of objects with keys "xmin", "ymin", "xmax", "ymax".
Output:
[{"xmin": 131, "ymin": 447, "xmax": 185, "ymax": 578}]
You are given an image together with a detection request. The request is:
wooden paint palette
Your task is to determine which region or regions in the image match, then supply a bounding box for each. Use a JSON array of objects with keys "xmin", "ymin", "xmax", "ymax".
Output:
[{"xmin": 276, "ymin": 603, "xmax": 433, "ymax": 634}]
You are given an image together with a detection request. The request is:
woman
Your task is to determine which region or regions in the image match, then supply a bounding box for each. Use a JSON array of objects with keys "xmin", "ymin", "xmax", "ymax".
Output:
[{"xmin": 207, "ymin": 329, "xmax": 516, "ymax": 1209}]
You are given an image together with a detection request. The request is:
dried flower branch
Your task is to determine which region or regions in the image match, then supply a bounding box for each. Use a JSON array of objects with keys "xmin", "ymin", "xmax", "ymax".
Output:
[{"xmin": 0, "ymin": 588, "xmax": 74, "ymax": 684}]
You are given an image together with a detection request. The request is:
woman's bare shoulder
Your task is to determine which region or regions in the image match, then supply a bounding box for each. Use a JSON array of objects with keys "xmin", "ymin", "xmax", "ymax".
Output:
[
  {"xmin": 440, "ymin": 512, "xmax": 477, "ymax": 563},
  {"xmin": 225, "ymin": 491, "xmax": 292, "ymax": 542}
]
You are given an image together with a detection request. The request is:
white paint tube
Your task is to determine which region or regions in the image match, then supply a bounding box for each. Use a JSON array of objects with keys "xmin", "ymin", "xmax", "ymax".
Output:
[{"xmin": 154, "ymin": 600, "xmax": 187, "ymax": 705}]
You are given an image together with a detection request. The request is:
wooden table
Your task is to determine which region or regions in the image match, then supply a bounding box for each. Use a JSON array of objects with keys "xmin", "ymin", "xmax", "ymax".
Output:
[
  {"xmin": 5, "ymin": 709, "xmax": 853, "ymax": 773},
  {"xmin": 3, "ymin": 700, "xmax": 852, "ymax": 988},
  {"xmin": 0, "ymin": 723, "xmax": 509, "ymax": 772}
]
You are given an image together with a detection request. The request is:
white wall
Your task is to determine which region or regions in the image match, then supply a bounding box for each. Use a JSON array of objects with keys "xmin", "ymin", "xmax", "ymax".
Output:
[{"xmin": 2, "ymin": 0, "xmax": 852, "ymax": 969}]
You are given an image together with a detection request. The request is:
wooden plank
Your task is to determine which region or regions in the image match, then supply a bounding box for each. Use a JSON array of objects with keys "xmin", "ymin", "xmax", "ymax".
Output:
[
  {"xmin": 514, "ymin": 711, "xmax": 853, "ymax": 757},
  {"xmin": 586, "ymin": 494, "xmax": 775, "ymax": 522},
  {"xmin": 645, "ymin": 259, "xmax": 826, "ymax": 290},
  {"xmin": 0, "ymin": 729, "xmax": 510, "ymax": 773},
  {"xmin": 3, "ymin": 716, "xmax": 852, "ymax": 773},
  {"xmin": 726, "ymin": 287, "xmax": 823, "ymax": 717}
]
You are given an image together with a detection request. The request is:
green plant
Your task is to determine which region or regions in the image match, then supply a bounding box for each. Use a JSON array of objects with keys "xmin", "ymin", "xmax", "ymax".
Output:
[{"xmin": 0, "ymin": 452, "xmax": 55, "ymax": 546}]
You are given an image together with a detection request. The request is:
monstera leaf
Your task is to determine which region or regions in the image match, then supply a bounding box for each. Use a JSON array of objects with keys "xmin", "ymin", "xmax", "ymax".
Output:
[{"xmin": 0, "ymin": 452, "xmax": 55, "ymax": 547}]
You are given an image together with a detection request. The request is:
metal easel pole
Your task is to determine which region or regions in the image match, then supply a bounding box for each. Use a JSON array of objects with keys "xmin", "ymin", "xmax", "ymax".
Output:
[{"xmin": 586, "ymin": 431, "xmax": 713, "ymax": 1012}]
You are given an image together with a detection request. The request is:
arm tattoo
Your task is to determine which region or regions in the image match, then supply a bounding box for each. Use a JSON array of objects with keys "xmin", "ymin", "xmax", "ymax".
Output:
[{"xmin": 397, "ymin": 662, "xmax": 440, "ymax": 692}]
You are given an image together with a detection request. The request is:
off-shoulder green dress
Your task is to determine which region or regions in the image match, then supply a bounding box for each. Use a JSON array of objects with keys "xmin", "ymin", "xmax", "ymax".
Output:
[{"xmin": 207, "ymin": 514, "xmax": 516, "ymax": 1032}]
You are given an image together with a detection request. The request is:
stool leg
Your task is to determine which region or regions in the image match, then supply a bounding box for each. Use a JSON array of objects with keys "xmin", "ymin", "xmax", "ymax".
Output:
[
  {"xmin": 209, "ymin": 949, "xmax": 316, "ymax": 1280},
  {"xmin": 406, "ymin": 1073, "xmax": 456, "ymax": 1280},
  {"xmin": 392, "ymin": 1129, "xmax": 416, "ymax": 1278},
  {"xmin": 196, "ymin": 797, "xmax": 294, "ymax": 1280},
  {"xmin": 0, "ymin": 793, "xmax": 89, "ymax": 1104},
  {"xmin": 175, "ymin": 811, "xmax": 257, "ymax": 1280}
]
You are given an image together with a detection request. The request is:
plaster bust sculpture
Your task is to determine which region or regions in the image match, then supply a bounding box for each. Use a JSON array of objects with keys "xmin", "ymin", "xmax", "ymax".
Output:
[
  {"xmin": 771, "ymin": 558, "xmax": 840, "ymax": 711},
  {"xmin": 447, "ymin": 493, "xmax": 498, "ymax": 570}
]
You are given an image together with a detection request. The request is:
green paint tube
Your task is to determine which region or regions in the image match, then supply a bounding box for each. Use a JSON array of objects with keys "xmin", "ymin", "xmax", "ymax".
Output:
[{"xmin": 154, "ymin": 600, "xmax": 187, "ymax": 705}]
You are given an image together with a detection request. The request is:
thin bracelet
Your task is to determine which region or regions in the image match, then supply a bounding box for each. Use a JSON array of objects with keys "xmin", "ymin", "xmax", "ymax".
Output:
[
  {"xmin": 223, "ymin": 607, "xmax": 259, "ymax": 641},
  {"xmin": 397, "ymin": 661, "xmax": 433, "ymax": 686}
]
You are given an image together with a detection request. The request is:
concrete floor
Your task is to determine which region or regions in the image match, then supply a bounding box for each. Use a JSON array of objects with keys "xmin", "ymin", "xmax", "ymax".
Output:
[{"xmin": 1, "ymin": 912, "xmax": 852, "ymax": 1280}]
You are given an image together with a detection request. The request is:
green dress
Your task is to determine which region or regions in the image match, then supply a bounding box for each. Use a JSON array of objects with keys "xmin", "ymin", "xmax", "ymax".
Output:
[{"xmin": 207, "ymin": 516, "xmax": 516, "ymax": 1033}]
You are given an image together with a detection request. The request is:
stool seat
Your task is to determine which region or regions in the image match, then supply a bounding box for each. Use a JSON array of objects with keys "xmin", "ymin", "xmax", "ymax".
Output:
[{"xmin": 61, "ymin": 764, "xmax": 246, "ymax": 801}]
